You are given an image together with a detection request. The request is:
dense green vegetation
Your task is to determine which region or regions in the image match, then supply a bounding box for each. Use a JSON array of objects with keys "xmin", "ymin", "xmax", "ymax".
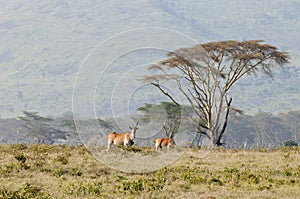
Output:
[{"xmin": 0, "ymin": 144, "xmax": 299, "ymax": 198}]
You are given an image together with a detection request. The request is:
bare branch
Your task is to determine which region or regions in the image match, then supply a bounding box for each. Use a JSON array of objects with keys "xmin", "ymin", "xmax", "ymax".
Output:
[{"xmin": 150, "ymin": 82, "xmax": 180, "ymax": 106}]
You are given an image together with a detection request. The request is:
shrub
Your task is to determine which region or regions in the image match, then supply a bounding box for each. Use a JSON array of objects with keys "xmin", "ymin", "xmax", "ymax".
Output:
[
  {"xmin": 0, "ymin": 183, "xmax": 51, "ymax": 199},
  {"xmin": 283, "ymin": 140, "xmax": 298, "ymax": 147},
  {"xmin": 70, "ymin": 167, "xmax": 83, "ymax": 176},
  {"xmin": 1, "ymin": 163, "xmax": 19, "ymax": 175},
  {"xmin": 52, "ymin": 168, "xmax": 68, "ymax": 177},
  {"xmin": 64, "ymin": 181, "xmax": 103, "ymax": 197},
  {"xmin": 15, "ymin": 153, "xmax": 27, "ymax": 164},
  {"xmin": 54, "ymin": 154, "xmax": 70, "ymax": 165},
  {"xmin": 119, "ymin": 177, "xmax": 167, "ymax": 195},
  {"xmin": 14, "ymin": 154, "xmax": 30, "ymax": 169}
]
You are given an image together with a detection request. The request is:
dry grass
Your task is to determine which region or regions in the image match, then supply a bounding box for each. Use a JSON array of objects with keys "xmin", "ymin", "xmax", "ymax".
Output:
[{"xmin": 0, "ymin": 144, "xmax": 299, "ymax": 198}]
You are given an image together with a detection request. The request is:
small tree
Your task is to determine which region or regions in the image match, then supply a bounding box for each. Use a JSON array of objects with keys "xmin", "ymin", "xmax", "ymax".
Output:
[
  {"xmin": 138, "ymin": 102, "xmax": 181, "ymax": 123},
  {"xmin": 138, "ymin": 102, "xmax": 182, "ymax": 137},
  {"xmin": 143, "ymin": 40, "xmax": 290, "ymax": 146}
]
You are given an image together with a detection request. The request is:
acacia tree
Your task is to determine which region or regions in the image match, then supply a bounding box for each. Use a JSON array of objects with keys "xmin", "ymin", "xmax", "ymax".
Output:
[
  {"xmin": 137, "ymin": 102, "xmax": 182, "ymax": 137},
  {"xmin": 143, "ymin": 40, "xmax": 290, "ymax": 146}
]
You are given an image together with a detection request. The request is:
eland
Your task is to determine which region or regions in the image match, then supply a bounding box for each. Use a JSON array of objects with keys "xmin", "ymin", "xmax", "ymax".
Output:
[
  {"xmin": 154, "ymin": 123, "xmax": 176, "ymax": 150},
  {"xmin": 106, "ymin": 122, "xmax": 139, "ymax": 152},
  {"xmin": 155, "ymin": 137, "xmax": 176, "ymax": 150}
]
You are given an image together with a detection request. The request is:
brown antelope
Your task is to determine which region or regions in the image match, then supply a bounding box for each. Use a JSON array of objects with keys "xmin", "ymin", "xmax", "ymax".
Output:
[
  {"xmin": 106, "ymin": 122, "xmax": 139, "ymax": 152},
  {"xmin": 155, "ymin": 137, "xmax": 176, "ymax": 150},
  {"xmin": 155, "ymin": 123, "xmax": 176, "ymax": 150}
]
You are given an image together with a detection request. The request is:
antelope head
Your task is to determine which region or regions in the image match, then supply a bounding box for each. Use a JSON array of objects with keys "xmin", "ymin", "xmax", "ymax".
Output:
[{"xmin": 129, "ymin": 122, "xmax": 139, "ymax": 140}]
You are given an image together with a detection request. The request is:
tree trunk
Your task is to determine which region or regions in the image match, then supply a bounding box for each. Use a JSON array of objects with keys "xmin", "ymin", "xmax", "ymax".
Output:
[{"xmin": 215, "ymin": 97, "xmax": 232, "ymax": 146}]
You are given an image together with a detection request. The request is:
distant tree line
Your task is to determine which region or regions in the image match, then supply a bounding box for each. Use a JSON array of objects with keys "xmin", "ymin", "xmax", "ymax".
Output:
[
  {"xmin": 137, "ymin": 103, "xmax": 299, "ymax": 148},
  {"xmin": 17, "ymin": 111, "xmax": 70, "ymax": 144},
  {"xmin": 0, "ymin": 108, "xmax": 299, "ymax": 148},
  {"xmin": 224, "ymin": 110, "xmax": 300, "ymax": 148}
]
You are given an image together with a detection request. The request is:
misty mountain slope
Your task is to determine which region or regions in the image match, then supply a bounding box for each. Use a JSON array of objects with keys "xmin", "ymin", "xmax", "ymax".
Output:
[
  {"xmin": 230, "ymin": 66, "xmax": 300, "ymax": 114},
  {"xmin": 0, "ymin": 0, "xmax": 299, "ymax": 117},
  {"xmin": 156, "ymin": 1, "xmax": 300, "ymax": 48}
]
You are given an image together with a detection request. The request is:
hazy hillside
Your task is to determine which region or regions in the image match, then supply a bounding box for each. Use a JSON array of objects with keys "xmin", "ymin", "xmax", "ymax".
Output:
[
  {"xmin": 231, "ymin": 66, "xmax": 300, "ymax": 114},
  {"xmin": 0, "ymin": 0, "xmax": 300, "ymax": 118}
]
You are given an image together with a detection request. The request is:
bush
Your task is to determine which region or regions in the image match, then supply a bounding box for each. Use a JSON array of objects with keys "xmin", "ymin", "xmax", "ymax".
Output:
[
  {"xmin": 54, "ymin": 153, "xmax": 70, "ymax": 165},
  {"xmin": 15, "ymin": 154, "xmax": 27, "ymax": 164},
  {"xmin": 0, "ymin": 183, "xmax": 51, "ymax": 199},
  {"xmin": 283, "ymin": 140, "xmax": 298, "ymax": 147}
]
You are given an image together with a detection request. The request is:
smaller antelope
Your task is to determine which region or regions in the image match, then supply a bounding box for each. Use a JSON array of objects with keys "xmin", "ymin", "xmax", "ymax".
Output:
[
  {"xmin": 106, "ymin": 122, "xmax": 139, "ymax": 152},
  {"xmin": 155, "ymin": 123, "xmax": 176, "ymax": 150},
  {"xmin": 155, "ymin": 137, "xmax": 176, "ymax": 150}
]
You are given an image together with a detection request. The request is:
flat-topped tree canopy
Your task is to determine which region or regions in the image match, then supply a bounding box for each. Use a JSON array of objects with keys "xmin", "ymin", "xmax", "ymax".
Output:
[
  {"xmin": 143, "ymin": 40, "xmax": 290, "ymax": 146},
  {"xmin": 152, "ymin": 40, "xmax": 290, "ymax": 86}
]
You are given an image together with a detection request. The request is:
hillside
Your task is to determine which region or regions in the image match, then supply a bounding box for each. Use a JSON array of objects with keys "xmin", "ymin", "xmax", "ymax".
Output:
[
  {"xmin": 231, "ymin": 66, "xmax": 300, "ymax": 114},
  {"xmin": 1, "ymin": 0, "xmax": 300, "ymax": 118}
]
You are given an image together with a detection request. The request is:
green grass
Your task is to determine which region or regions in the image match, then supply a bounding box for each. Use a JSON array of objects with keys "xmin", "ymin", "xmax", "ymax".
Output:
[{"xmin": 0, "ymin": 144, "xmax": 299, "ymax": 198}]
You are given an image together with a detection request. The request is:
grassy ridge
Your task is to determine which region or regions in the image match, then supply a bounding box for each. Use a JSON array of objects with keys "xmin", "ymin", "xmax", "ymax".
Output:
[{"xmin": 0, "ymin": 144, "xmax": 299, "ymax": 198}]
